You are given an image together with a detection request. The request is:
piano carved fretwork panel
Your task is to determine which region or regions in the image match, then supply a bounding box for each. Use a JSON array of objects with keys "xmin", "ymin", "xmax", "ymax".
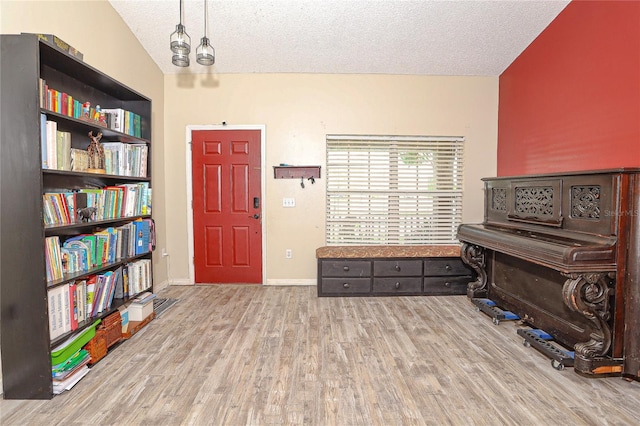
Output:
[
  {"xmin": 515, "ymin": 186, "xmax": 554, "ymax": 216},
  {"xmin": 571, "ymin": 185, "xmax": 601, "ymax": 219},
  {"xmin": 491, "ymin": 188, "xmax": 507, "ymax": 212},
  {"xmin": 506, "ymin": 179, "xmax": 563, "ymax": 227}
]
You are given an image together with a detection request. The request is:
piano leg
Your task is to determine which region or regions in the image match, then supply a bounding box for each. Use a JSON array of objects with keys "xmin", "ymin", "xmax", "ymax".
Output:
[
  {"xmin": 461, "ymin": 243, "xmax": 487, "ymax": 298},
  {"xmin": 562, "ymin": 272, "xmax": 623, "ymax": 376}
]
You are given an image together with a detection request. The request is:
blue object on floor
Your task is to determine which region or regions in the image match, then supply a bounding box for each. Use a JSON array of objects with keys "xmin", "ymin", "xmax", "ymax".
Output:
[
  {"xmin": 471, "ymin": 297, "xmax": 520, "ymax": 325},
  {"xmin": 517, "ymin": 328, "xmax": 575, "ymax": 371}
]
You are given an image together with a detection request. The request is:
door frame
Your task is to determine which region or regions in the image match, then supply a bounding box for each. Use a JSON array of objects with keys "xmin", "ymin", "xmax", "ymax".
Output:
[{"xmin": 185, "ymin": 124, "xmax": 267, "ymax": 284}]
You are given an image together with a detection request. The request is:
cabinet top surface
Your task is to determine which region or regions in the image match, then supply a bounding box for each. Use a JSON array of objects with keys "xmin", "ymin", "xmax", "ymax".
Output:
[
  {"xmin": 483, "ymin": 168, "xmax": 640, "ymax": 182},
  {"xmin": 316, "ymin": 245, "xmax": 461, "ymax": 259}
]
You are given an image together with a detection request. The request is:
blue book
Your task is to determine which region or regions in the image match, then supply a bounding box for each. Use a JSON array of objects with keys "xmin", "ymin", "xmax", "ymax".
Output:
[{"xmin": 134, "ymin": 220, "xmax": 150, "ymax": 255}]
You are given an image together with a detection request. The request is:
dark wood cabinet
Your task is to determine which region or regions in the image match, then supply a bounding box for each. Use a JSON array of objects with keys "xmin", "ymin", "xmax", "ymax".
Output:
[
  {"xmin": 317, "ymin": 255, "xmax": 474, "ymax": 297},
  {"xmin": 0, "ymin": 34, "xmax": 153, "ymax": 399}
]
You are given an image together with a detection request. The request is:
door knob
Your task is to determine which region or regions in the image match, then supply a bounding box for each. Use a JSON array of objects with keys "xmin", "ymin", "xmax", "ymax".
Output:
[{"xmin": 249, "ymin": 214, "xmax": 260, "ymax": 219}]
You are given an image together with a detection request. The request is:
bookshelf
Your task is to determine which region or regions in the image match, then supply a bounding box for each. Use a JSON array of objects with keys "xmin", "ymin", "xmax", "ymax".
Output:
[{"xmin": 0, "ymin": 34, "xmax": 154, "ymax": 399}]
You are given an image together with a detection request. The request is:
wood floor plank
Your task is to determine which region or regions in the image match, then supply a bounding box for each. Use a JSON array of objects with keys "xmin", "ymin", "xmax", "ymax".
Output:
[{"xmin": 1, "ymin": 285, "xmax": 639, "ymax": 425}]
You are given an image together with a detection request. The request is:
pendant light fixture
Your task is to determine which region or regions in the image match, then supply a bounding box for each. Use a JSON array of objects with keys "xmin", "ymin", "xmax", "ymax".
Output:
[
  {"xmin": 196, "ymin": 0, "xmax": 215, "ymax": 65},
  {"xmin": 170, "ymin": 0, "xmax": 191, "ymax": 67}
]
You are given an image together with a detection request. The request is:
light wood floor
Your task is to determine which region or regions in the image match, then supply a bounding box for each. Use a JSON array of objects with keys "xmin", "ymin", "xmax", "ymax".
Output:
[{"xmin": 2, "ymin": 285, "xmax": 639, "ymax": 425}]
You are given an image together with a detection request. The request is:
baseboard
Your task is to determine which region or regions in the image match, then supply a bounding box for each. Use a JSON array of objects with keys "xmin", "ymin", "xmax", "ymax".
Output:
[
  {"xmin": 169, "ymin": 278, "xmax": 194, "ymax": 286},
  {"xmin": 155, "ymin": 278, "xmax": 193, "ymax": 291},
  {"xmin": 265, "ymin": 279, "xmax": 316, "ymax": 286},
  {"xmin": 156, "ymin": 278, "xmax": 315, "ymax": 287}
]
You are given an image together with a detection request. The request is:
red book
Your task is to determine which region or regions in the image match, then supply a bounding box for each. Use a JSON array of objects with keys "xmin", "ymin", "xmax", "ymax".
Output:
[
  {"xmin": 69, "ymin": 281, "xmax": 78, "ymax": 331},
  {"xmin": 61, "ymin": 92, "xmax": 68, "ymax": 116}
]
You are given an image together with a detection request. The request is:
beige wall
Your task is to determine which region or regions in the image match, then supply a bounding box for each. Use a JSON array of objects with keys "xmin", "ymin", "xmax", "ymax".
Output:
[
  {"xmin": 0, "ymin": 0, "xmax": 167, "ymax": 286},
  {"xmin": 164, "ymin": 73, "xmax": 497, "ymax": 284}
]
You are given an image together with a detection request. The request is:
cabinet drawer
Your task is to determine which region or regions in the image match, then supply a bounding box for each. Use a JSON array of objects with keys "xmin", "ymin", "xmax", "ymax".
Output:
[
  {"xmin": 320, "ymin": 278, "xmax": 371, "ymax": 294},
  {"xmin": 423, "ymin": 276, "xmax": 470, "ymax": 295},
  {"xmin": 424, "ymin": 258, "xmax": 471, "ymax": 276},
  {"xmin": 373, "ymin": 277, "xmax": 422, "ymax": 294},
  {"xmin": 373, "ymin": 260, "xmax": 422, "ymax": 276},
  {"xmin": 321, "ymin": 260, "xmax": 371, "ymax": 277}
]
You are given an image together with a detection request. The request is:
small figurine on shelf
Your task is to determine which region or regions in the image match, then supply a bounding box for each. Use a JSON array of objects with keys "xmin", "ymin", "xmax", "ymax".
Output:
[
  {"xmin": 82, "ymin": 101, "xmax": 91, "ymax": 120},
  {"xmin": 86, "ymin": 131, "xmax": 105, "ymax": 174},
  {"xmin": 96, "ymin": 105, "xmax": 108, "ymax": 127}
]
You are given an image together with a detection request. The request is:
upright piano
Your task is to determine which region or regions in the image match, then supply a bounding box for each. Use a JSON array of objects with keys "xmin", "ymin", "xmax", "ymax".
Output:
[{"xmin": 457, "ymin": 169, "xmax": 639, "ymax": 380}]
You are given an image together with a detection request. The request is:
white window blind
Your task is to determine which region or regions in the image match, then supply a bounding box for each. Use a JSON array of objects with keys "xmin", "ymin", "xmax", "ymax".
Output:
[{"xmin": 326, "ymin": 135, "xmax": 464, "ymax": 245}]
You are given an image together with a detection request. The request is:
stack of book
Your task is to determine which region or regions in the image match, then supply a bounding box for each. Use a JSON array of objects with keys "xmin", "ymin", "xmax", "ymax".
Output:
[
  {"xmin": 102, "ymin": 142, "xmax": 148, "ymax": 177},
  {"xmin": 51, "ymin": 349, "xmax": 90, "ymax": 394},
  {"xmin": 40, "ymin": 114, "xmax": 72, "ymax": 171},
  {"xmin": 45, "ymin": 221, "xmax": 154, "ymax": 282},
  {"xmin": 49, "ymin": 319, "xmax": 100, "ymax": 394},
  {"xmin": 43, "ymin": 185, "xmax": 152, "ymax": 227}
]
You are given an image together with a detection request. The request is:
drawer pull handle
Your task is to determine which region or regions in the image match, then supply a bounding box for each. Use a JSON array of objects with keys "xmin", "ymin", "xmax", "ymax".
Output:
[
  {"xmin": 445, "ymin": 282, "xmax": 450, "ymax": 287},
  {"xmin": 395, "ymin": 282, "xmax": 400, "ymax": 289},
  {"xmin": 445, "ymin": 264, "xmax": 452, "ymax": 271},
  {"xmin": 343, "ymin": 282, "xmax": 350, "ymax": 289},
  {"xmin": 394, "ymin": 265, "xmax": 401, "ymax": 272},
  {"xmin": 343, "ymin": 266, "xmax": 350, "ymax": 272}
]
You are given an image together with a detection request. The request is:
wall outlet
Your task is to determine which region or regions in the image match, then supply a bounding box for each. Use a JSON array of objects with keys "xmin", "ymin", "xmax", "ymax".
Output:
[
  {"xmin": 285, "ymin": 249, "xmax": 292, "ymax": 259},
  {"xmin": 282, "ymin": 197, "xmax": 296, "ymax": 207}
]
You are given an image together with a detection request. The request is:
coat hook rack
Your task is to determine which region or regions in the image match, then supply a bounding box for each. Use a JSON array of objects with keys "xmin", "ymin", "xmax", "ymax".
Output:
[{"xmin": 273, "ymin": 165, "xmax": 321, "ymax": 180}]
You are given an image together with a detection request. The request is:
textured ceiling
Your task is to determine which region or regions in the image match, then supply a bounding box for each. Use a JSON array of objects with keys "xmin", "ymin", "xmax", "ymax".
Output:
[{"xmin": 109, "ymin": 0, "xmax": 570, "ymax": 75}]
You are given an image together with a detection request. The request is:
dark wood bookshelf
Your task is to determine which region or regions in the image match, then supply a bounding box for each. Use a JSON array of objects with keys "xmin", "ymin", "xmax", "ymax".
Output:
[{"xmin": 0, "ymin": 34, "xmax": 153, "ymax": 399}]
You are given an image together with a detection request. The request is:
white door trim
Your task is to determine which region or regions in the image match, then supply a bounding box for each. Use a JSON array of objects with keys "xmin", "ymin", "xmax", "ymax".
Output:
[{"xmin": 185, "ymin": 124, "xmax": 267, "ymax": 284}]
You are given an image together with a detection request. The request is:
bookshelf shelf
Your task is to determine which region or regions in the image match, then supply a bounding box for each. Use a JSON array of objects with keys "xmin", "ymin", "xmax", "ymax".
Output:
[
  {"xmin": 0, "ymin": 34, "xmax": 154, "ymax": 400},
  {"xmin": 46, "ymin": 251, "xmax": 152, "ymax": 289},
  {"xmin": 44, "ymin": 215, "xmax": 152, "ymax": 235},
  {"xmin": 41, "ymin": 109, "xmax": 151, "ymax": 144}
]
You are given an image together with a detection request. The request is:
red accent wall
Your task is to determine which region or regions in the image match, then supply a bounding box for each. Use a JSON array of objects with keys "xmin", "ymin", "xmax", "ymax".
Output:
[{"xmin": 498, "ymin": 0, "xmax": 640, "ymax": 176}]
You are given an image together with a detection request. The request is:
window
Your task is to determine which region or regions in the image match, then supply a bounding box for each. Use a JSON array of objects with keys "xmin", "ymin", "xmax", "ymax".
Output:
[{"xmin": 326, "ymin": 135, "xmax": 464, "ymax": 245}]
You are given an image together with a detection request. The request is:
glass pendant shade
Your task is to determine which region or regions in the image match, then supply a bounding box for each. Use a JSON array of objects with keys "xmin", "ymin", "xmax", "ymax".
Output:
[
  {"xmin": 172, "ymin": 51, "xmax": 190, "ymax": 67},
  {"xmin": 196, "ymin": 36, "xmax": 215, "ymax": 65},
  {"xmin": 170, "ymin": 23, "xmax": 191, "ymax": 54}
]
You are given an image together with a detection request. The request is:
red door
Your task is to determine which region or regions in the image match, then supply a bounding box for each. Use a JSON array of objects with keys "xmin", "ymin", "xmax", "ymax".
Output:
[{"xmin": 191, "ymin": 129, "xmax": 262, "ymax": 283}]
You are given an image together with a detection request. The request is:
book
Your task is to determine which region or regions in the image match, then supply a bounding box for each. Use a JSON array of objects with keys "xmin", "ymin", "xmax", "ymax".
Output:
[
  {"xmin": 55, "ymin": 131, "xmax": 71, "ymax": 171},
  {"xmin": 69, "ymin": 282, "xmax": 78, "ymax": 331},
  {"xmin": 48, "ymin": 285, "xmax": 65, "ymax": 340},
  {"xmin": 70, "ymin": 148, "xmax": 89, "ymax": 172},
  {"xmin": 25, "ymin": 33, "xmax": 84, "ymax": 61},
  {"xmin": 52, "ymin": 365, "xmax": 90, "ymax": 395},
  {"xmin": 134, "ymin": 219, "xmax": 150, "ymax": 255},
  {"xmin": 132, "ymin": 291, "xmax": 156, "ymax": 305},
  {"xmin": 118, "ymin": 305, "xmax": 129, "ymax": 333},
  {"xmin": 45, "ymin": 236, "xmax": 64, "ymax": 281},
  {"xmin": 45, "ymin": 120, "xmax": 57, "ymax": 170},
  {"xmin": 51, "ymin": 349, "xmax": 90, "ymax": 380},
  {"xmin": 40, "ymin": 113, "xmax": 48, "ymax": 168},
  {"xmin": 101, "ymin": 108, "xmax": 124, "ymax": 133},
  {"xmin": 85, "ymin": 275, "xmax": 97, "ymax": 317},
  {"xmin": 62, "ymin": 283, "xmax": 71, "ymax": 334}
]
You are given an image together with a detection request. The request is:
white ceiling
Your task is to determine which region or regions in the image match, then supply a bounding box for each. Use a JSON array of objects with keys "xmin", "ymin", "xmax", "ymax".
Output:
[{"xmin": 109, "ymin": 0, "xmax": 570, "ymax": 76}]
